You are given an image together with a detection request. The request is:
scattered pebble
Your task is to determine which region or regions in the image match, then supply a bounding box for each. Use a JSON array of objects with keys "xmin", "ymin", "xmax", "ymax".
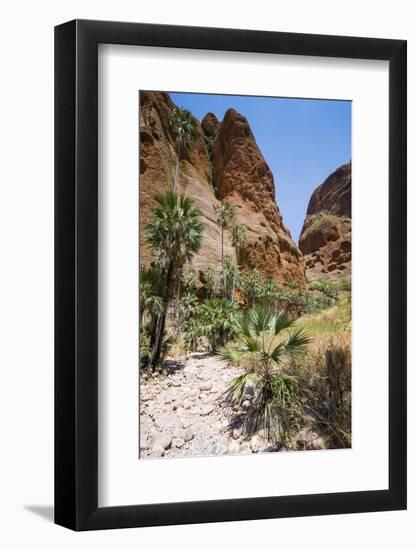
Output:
[
  {"xmin": 250, "ymin": 435, "xmax": 261, "ymax": 453},
  {"xmin": 173, "ymin": 438, "xmax": 185, "ymax": 448},
  {"xmin": 152, "ymin": 434, "xmax": 172, "ymax": 450},
  {"xmin": 200, "ymin": 404, "xmax": 215, "ymax": 416},
  {"xmin": 228, "ymin": 440, "xmax": 240, "ymax": 454},
  {"xmin": 140, "ymin": 354, "xmax": 327, "ymax": 459}
]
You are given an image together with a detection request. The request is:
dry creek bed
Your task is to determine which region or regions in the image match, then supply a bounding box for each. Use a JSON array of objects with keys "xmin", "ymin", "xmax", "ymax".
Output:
[{"xmin": 140, "ymin": 353, "xmax": 325, "ymax": 458}]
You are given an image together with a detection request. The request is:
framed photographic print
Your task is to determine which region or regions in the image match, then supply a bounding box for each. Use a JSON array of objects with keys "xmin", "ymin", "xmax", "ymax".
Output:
[{"xmin": 55, "ymin": 20, "xmax": 407, "ymax": 530}]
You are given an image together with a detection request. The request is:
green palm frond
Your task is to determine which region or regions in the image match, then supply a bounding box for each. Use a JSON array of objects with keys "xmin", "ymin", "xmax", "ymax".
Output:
[
  {"xmin": 145, "ymin": 192, "xmax": 203, "ymax": 257},
  {"xmin": 272, "ymin": 310, "xmax": 298, "ymax": 334},
  {"xmin": 232, "ymin": 224, "xmax": 247, "ymax": 248},
  {"xmin": 284, "ymin": 327, "xmax": 311, "ymax": 355},
  {"xmin": 222, "ymin": 372, "xmax": 254, "ymax": 407},
  {"xmin": 269, "ymin": 343, "xmax": 285, "ymax": 365},
  {"xmin": 216, "ymin": 304, "xmax": 311, "ymax": 443},
  {"xmin": 246, "ymin": 304, "xmax": 274, "ymax": 335},
  {"xmin": 169, "ymin": 107, "xmax": 198, "ymax": 157},
  {"xmin": 214, "ymin": 201, "xmax": 234, "ymax": 228},
  {"xmin": 240, "ymin": 335, "xmax": 261, "ymax": 354},
  {"xmin": 216, "ymin": 346, "xmax": 241, "ymax": 365}
]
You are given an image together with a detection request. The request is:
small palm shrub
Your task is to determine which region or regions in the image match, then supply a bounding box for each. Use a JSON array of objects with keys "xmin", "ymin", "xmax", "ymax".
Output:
[
  {"xmin": 198, "ymin": 298, "xmax": 238, "ymax": 352},
  {"xmin": 217, "ymin": 304, "xmax": 311, "ymax": 443},
  {"xmin": 183, "ymin": 318, "xmax": 205, "ymax": 353},
  {"xmin": 202, "ymin": 267, "xmax": 222, "ymax": 299},
  {"xmin": 178, "ymin": 292, "xmax": 199, "ymax": 325},
  {"xmin": 182, "ymin": 267, "xmax": 200, "ymax": 294}
]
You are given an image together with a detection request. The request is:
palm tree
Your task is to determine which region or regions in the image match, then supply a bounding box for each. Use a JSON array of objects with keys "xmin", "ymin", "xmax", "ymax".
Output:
[
  {"xmin": 231, "ymin": 224, "xmax": 247, "ymax": 300},
  {"xmin": 169, "ymin": 107, "xmax": 198, "ymax": 193},
  {"xmin": 145, "ymin": 191, "xmax": 203, "ymax": 367},
  {"xmin": 223, "ymin": 256, "xmax": 236, "ymax": 300},
  {"xmin": 217, "ymin": 304, "xmax": 311, "ymax": 443},
  {"xmin": 139, "ymin": 266, "xmax": 164, "ymax": 326},
  {"xmin": 214, "ymin": 201, "xmax": 234, "ymax": 297}
]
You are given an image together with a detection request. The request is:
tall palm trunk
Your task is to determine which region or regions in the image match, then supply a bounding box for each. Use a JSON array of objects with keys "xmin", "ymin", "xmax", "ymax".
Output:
[
  {"xmin": 148, "ymin": 312, "xmax": 158, "ymax": 348},
  {"xmin": 231, "ymin": 246, "xmax": 239, "ymax": 302},
  {"xmin": 174, "ymin": 273, "xmax": 181, "ymax": 335},
  {"xmin": 140, "ymin": 301, "xmax": 144, "ymax": 327},
  {"xmin": 232, "ymin": 268, "xmax": 236, "ymax": 302},
  {"xmin": 221, "ymin": 226, "xmax": 226, "ymax": 298},
  {"xmin": 151, "ymin": 260, "xmax": 173, "ymax": 368},
  {"xmin": 151, "ymin": 311, "xmax": 168, "ymax": 369},
  {"xmin": 173, "ymin": 156, "xmax": 179, "ymax": 193}
]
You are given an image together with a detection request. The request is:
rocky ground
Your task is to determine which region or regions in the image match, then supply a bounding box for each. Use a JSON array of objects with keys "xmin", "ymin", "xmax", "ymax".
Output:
[{"xmin": 139, "ymin": 353, "xmax": 326, "ymax": 459}]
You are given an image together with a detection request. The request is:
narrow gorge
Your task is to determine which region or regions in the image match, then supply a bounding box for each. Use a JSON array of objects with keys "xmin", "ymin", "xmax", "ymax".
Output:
[
  {"xmin": 299, "ymin": 162, "xmax": 352, "ymax": 281},
  {"xmin": 139, "ymin": 91, "xmax": 352, "ymax": 458},
  {"xmin": 140, "ymin": 91, "xmax": 305, "ymax": 288}
]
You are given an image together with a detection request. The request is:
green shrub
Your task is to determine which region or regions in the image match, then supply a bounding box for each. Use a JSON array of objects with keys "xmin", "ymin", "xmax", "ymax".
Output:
[
  {"xmin": 301, "ymin": 291, "xmax": 333, "ymax": 314},
  {"xmin": 197, "ymin": 298, "xmax": 238, "ymax": 352},
  {"xmin": 309, "ymin": 278, "xmax": 338, "ymax": 299},
  {"xmin": 202, "ymin": 267, "xmax": 222, "ymax": 299},
  {"xmin": 218, "ymin": 304, "xmax": 311, "ymax": 442}
]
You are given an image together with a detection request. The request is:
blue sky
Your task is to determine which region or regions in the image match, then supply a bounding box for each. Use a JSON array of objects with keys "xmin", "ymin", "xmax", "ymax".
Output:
[{"xmin": 170, "ymin": 92, "xmax": 351, "ymax": 242}]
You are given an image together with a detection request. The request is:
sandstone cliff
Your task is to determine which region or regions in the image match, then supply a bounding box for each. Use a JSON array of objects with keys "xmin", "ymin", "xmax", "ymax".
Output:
[
  {"xmin": 298, "ymin": 163, "xmax": 352, "ymax": 281},
  {"xmin": 140, "ymin": 91, "xmax": 305, "ymax": 287},
  {"xmin": 206, "ymin": 108, "xmax": 304, "ymax": 286}
]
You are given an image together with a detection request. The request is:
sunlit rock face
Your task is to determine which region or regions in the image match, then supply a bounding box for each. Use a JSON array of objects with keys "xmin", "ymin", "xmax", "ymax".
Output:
[
  {"xmin": 140, "ymin": 91, "xmax": 305, "ymax": 287},
  {"xmin": 299, "ymin": 163, "xmax": 352, "ymax": 281}
]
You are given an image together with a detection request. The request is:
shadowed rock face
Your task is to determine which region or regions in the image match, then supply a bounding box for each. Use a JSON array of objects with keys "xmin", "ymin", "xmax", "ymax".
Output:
[
  {"xmin": 140, "ymin": 91, "xmax": 305, "ymax": 287},
  {"xmin": 299, "ymin": 163, "xmax": 352, "ymax": 281}
]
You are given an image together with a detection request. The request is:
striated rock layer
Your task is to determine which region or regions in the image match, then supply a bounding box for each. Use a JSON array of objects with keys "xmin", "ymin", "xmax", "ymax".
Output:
[
  {"xmin": 140, "ymin": 91, "xmax": 230, "ymax": 273},
  {"xmin": 140, "ymin": 91, "xmax": 305, "ymax": 287},
  {"xmin": 299, "ymin": 163, "xmax": 352, "ymax": 281}
]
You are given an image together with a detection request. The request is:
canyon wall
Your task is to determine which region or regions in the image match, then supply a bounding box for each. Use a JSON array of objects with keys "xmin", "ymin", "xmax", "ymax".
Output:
[
  {"xmin": 140, "ymin": 91, "xmax": 305, "ymax": 287},
  {"xmin": 299, "ymin": 162, "xmax": 352, "ymax": 281}
]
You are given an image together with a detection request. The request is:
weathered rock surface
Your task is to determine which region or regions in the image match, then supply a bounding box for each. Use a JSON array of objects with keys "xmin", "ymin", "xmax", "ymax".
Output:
[
  {"xmin": 299, "ymin": 163, "xmax": 352, "ymax": 281},
  {"xmin": 201, "ymin": 112, "xmax": 219, "ymax": 138},
  {"xmin": 140, "ymin": 91, "xmax": 222, "ymax": 273},
  {"xmin": 140, "ymin": 91, "xmax": 305, "ymax": 288},
  {"xmin": 211, "ymin": 108, "xmax": 305, "ymax": 287}
]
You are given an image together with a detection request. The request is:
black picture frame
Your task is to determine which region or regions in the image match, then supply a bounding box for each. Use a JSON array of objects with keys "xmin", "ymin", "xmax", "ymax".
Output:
[{"xmin": 55, "ymin": 19, "xmax": 407, "ymax": 531}]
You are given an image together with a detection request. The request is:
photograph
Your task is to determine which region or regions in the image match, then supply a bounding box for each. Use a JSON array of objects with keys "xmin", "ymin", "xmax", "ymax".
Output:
[
  {"xmin": 0, "ymin": 0, "xmax": 409, "ymax": 542},
  {"xmin": 139, "ymin": 90, "xmax": 352, "ymax": 459}
]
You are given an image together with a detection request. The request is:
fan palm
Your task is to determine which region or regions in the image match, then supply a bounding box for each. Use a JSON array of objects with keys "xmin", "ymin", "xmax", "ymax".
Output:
[
  {"xmin": 145, "ymin": 191, "xmax": 203, "ymax": 367},
  {"xmin": 198, "ymin": 298, "xmax": 238, "ymax": 352},
  {"xmin": 217, "ymin": 304, "xmax": 311, "ymax": 443},
  {"xmin": 139, "ymin": 266, "xmax": 164, "ymax": 325},
  {"xmin": 214, "ymin": 201, "xmax": 234, "ymax": 297},
  {"xmin": 169, "ymin": 107, "xmax": 198, "ymax": 193}
]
